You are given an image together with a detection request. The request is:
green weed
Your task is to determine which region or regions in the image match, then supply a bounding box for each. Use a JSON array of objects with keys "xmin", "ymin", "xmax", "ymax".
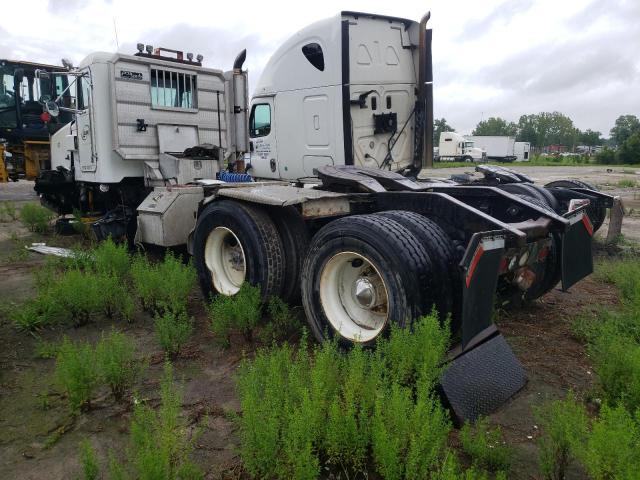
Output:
[
  {"xmin": 33, "ymin": 255, "xmax": 68, "ymax": 290},
  {"xmin": 12, "ymin": 268, "xmax": 132, "ymax": 330},
  {"xmin": 19, "ymin": 203, "xmax": 53, "ymax": 233},
  {"xmin": 459, "ymin": 417, "xmax": 511, "ymax": 474},
  {"xmin": 131, "ymin": 252, "xmax": 195, "ymax": 315},
  {"xmin": 324, "ymin": 345, "xmax": 377, "ymax": 473},
  {"xmin": 432, "ymin": 451, "xmax": 505, "ymax": 480},
  {"xmin": 9, "ymin": 294, "xmax": 65, "ymax": 331},
  {"xmin": 34, "ymin": 338, "xmax": 60, "ymax": 359},
  {"xmin": 580, "ymin": 404, "xmax": 640, "ymax": 480},
  {"xmin": 97, "ymin": 273, "xmax": 135, "ymax": 321},
  {"xmin": 617, "ymin": 178, "xmax": 638, "ymax": 188},
  {"xmin": 372, "ymin": 385, "xmax": 451, "ymax": 479},
  {"xmin": 54, "ymin": 270, "xmax": 104, "ymax": 326},
  {"xmin": 93, "ymin": 237, "xmax": 130, "ymax": 281},
  {"xmin": 533, "ymin": 393, "xmax": 588, "ymax": 480},
  {"xmin": 107, "ymin": 454, "xmax": 128, "ymax": 480},
  {"xmin": 208, "ymin": 282, "xmax": 262, "ymax": 345},
  {"xmin": 236, "ymin": 314, "xmax": 451, "ymax": 479},
  {"xmin": 71, "ymin": 209, "xmax": 92, "ymax": 239},
  {"xmin": 0, "ymin": 201, "xmax": 18, "ymax": 222},
  {"xmin": 379, "ymin": 315, "xmax": 450, "ymax": 390},
  {"xmin": 589, "ymin": 327, "xmax": 640, "ymax": 412},
  {"xmin": 595, "ymin": 257, "xmax": 640, "ymax": 304},
  {"xmin": 259, "ymin": 295, "xmax": 301, "ymax": 342},
  {"xmin": 55, "ymin": 337, "xmax": 99, "ymax": 412},
  {"xmin": 96, "ymin": 329, "xmax": 145, "ymax": 401},
  {"xmin": 577, "ymin": 258, "xmax": 640, "ymax": 412},
  {"xmin": 79, "ymin": 362, "xmax": 203, "ymax": 479},
  {"xmin": 117, "ymin": 362, "xmax": 203, "ymax": 479},
  {"xmin": 79, "ymin": 439, "xmax": 99, "ymax": 480},
  {"xmin": 154, "ymin": 310, "xmax": 193, "ymax": 357}
]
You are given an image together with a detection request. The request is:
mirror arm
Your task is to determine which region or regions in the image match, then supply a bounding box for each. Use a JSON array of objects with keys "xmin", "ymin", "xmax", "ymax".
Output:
[
  {"xmin": 58, "ymin": 106, "xmax": 88, "ymax": 114},
  {"xmin": 50, "ymin": 73, "xmax": 90, "ymax": 104},
  {"xmin": 53, "ymin": 77, "xmax": 78, "ymax": 104}
]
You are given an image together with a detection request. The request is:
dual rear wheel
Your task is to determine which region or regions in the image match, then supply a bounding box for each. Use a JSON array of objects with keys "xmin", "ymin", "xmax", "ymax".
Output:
[{"xmin": 193, "ymin": 200, "xmax": 454, "ymax": 345}]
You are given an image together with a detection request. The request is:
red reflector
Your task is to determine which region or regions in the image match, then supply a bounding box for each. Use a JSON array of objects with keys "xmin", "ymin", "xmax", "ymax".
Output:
[
  {"xmin": 582, "ymin": 214, "xmax": 594, "ymax": 237},
  {"xmin": 466, "ymin": 245, "xmax": 484, "ymax": 288},
  {"xmin": 537, "ymin": 246, "xmax": 549, "ymax": 262},
  {"xmin": 40, "ymin": 111, "xmax": 51, "ymax": 123},
  {"xmin": 498, "ymin": 257, "xmax": 508, "ymax": 273}
]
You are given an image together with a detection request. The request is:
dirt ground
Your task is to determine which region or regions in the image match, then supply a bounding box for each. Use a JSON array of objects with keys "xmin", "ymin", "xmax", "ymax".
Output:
[
  {"xmin": 0, "ymin": 255, "xmax": 247, "ymax": 479},
  {"xmin": 0, "ymin": 167, "xmax": 637, "ymax": 479}
]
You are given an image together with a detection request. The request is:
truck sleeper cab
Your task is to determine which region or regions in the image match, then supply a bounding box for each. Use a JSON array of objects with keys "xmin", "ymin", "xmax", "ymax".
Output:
[{"xmin": 248, "ymin": 12, "xmax": 421, "ymax": 180}]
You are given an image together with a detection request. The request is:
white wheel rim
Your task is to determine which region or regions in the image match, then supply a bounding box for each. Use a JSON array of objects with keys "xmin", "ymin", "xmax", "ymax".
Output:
[
  {"xmin": 204, "ymin": 227, "xmax": 246, "ymax": 295},
  {"xmin": 319, "ymin": 251, "xmax": 389, "ymax": 342}
]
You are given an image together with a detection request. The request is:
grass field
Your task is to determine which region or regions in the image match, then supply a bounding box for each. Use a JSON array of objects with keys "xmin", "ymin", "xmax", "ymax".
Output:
[{"xmin": 0, "ymin": 199, "xmax": 639, "ymax": 479}]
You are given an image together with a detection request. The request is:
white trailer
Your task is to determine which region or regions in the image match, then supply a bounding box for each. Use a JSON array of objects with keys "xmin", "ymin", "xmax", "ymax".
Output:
[
  {"xmin": 514, "ymin": 141, "xmax": 531, "ymax": 161},
  {"xmin": 438, "ymin": 131, "xmax": 485, "ymax": 162},
  {"xmin": 466, "ymin": 136, "xmax": 516, "ymax": 162},
  {"xmin": 33, "ymin": 11, "xmax": 613, "ymax": 421}
]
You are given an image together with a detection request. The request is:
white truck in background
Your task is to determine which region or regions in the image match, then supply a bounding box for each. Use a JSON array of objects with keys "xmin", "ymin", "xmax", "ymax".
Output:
[
  {"xmin": 514, "ymin": 141, "xmax": 531, "ymax": 161},
  {"xmin": 32, "ymin": 11, "xmax": 613, "ymax": 421},
  {"xmin": 466, "ymin": 135, "xmax": 517, "ymax": 162},
  {"xmin": 437, "ymin": 131, "xmax": 485, "ymax": 162}
]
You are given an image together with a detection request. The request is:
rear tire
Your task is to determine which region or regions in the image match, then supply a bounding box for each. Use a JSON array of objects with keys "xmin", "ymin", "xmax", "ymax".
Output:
[
  {"xmin": 193, "ymin": 200, "xmax": 285, "ymax": 301},
  {"xmin": 498, "ymin": 183, "xmax": 559, "ymax": 212},
  {"xmin": 268, "ymin": 206, "xmax": 310, "ymax": 304},
  {"xmin": 544, "ymin": 179, "xmax": 606, "ymax": 232},
  {"xmin": 377, "ymin": 211, "xmax": 456, "ymax": 324},
  {"xmin": 301, "ymin": 214, "xmax": 435, "ymax": 346}
]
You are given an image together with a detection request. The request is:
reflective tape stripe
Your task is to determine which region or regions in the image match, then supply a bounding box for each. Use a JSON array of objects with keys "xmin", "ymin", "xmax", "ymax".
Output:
[
  {"xmin": 466, "ymin": 245, "xmax": 484, "ymax": 288},
  {"xmin": 582, "ymin": 214, "xmax": 594, "ymax": 236}
]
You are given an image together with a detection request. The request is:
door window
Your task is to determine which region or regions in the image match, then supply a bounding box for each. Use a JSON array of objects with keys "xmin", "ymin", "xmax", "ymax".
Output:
[
  {"xmin": 249, "ymin": 103, "xmax": 271, "ymax": 137},
  {"xmin": 77, "ymin": 74, "xmax": 92, "ymax": 110}
]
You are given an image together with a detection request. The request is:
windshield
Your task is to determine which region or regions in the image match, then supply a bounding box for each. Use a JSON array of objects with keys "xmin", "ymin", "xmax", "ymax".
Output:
[
  {"xmin": 0, "ymin": 68, "xmax": 17, "ymax": 128},
  {"xmin": 0, "ymin": 65, "xmax": 73, "ymax": 130}
]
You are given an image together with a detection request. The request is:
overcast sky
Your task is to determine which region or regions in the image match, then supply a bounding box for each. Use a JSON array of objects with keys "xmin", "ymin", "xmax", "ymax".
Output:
[{"xmin": 1, "ymin": 0, "xmax": 637, "ymax": 136}]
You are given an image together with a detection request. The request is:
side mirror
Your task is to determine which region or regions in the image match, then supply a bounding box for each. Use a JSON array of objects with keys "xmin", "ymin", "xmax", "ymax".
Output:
[
  {"xmin": 14, "ymin": 68, "xmax": 24, "ymax": 84},
  {"xmin": 45, "ymin": 100, "xmax": 59, "ymax": 117},
  {"xmin": 35, "ymin": 69, "xmax": 50, "ymax": 80}
]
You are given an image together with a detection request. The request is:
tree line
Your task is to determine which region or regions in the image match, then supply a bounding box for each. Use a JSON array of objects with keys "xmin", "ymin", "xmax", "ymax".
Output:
[{"xmin": 433, "ymin": 113, "xmax": 640, "ymax": 164}]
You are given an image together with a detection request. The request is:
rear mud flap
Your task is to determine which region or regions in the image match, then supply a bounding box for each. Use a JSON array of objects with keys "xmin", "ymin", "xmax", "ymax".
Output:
[
  {"xmin": 445, "ymin": 232, "xmax": 527, "ymax": 422},
  {"xmin": 441, "ymin": 333, "xmax": 527, "ymax": 423},
  {"xmin": 460, "ymin": 233, "xmax": 505, "ymax": 348},
  {"xmin": 561, "ymin": 210, "xmax": 593, "ymax": 291}
]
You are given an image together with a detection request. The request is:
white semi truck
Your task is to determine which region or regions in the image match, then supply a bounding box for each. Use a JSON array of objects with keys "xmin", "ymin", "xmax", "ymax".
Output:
[
  {"xmin": 34, "ymin": 11, "xmax": 614, "ymax": 420},
  {"xmin": 438, "ymin": 131, "xmax": 485, "ymax": 162},
  {"xmin": 466, "ymin": 135, "xmax": 517, "ymax": 162}
]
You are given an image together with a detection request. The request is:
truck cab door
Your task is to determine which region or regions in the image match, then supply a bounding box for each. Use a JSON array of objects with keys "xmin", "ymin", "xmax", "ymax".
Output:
[
  {"xmin": 76, "ymin": 72, "xmax": 96, "ymax": 173},
  {"xmin": 248, "ymin": 99, "xmax": 279, "ymax": 179}
]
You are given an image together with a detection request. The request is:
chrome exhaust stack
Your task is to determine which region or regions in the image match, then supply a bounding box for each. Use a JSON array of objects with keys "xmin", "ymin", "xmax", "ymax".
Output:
[{"xmin": 413, "ymin": 12, "xmax": 434, "ymax": 171}]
